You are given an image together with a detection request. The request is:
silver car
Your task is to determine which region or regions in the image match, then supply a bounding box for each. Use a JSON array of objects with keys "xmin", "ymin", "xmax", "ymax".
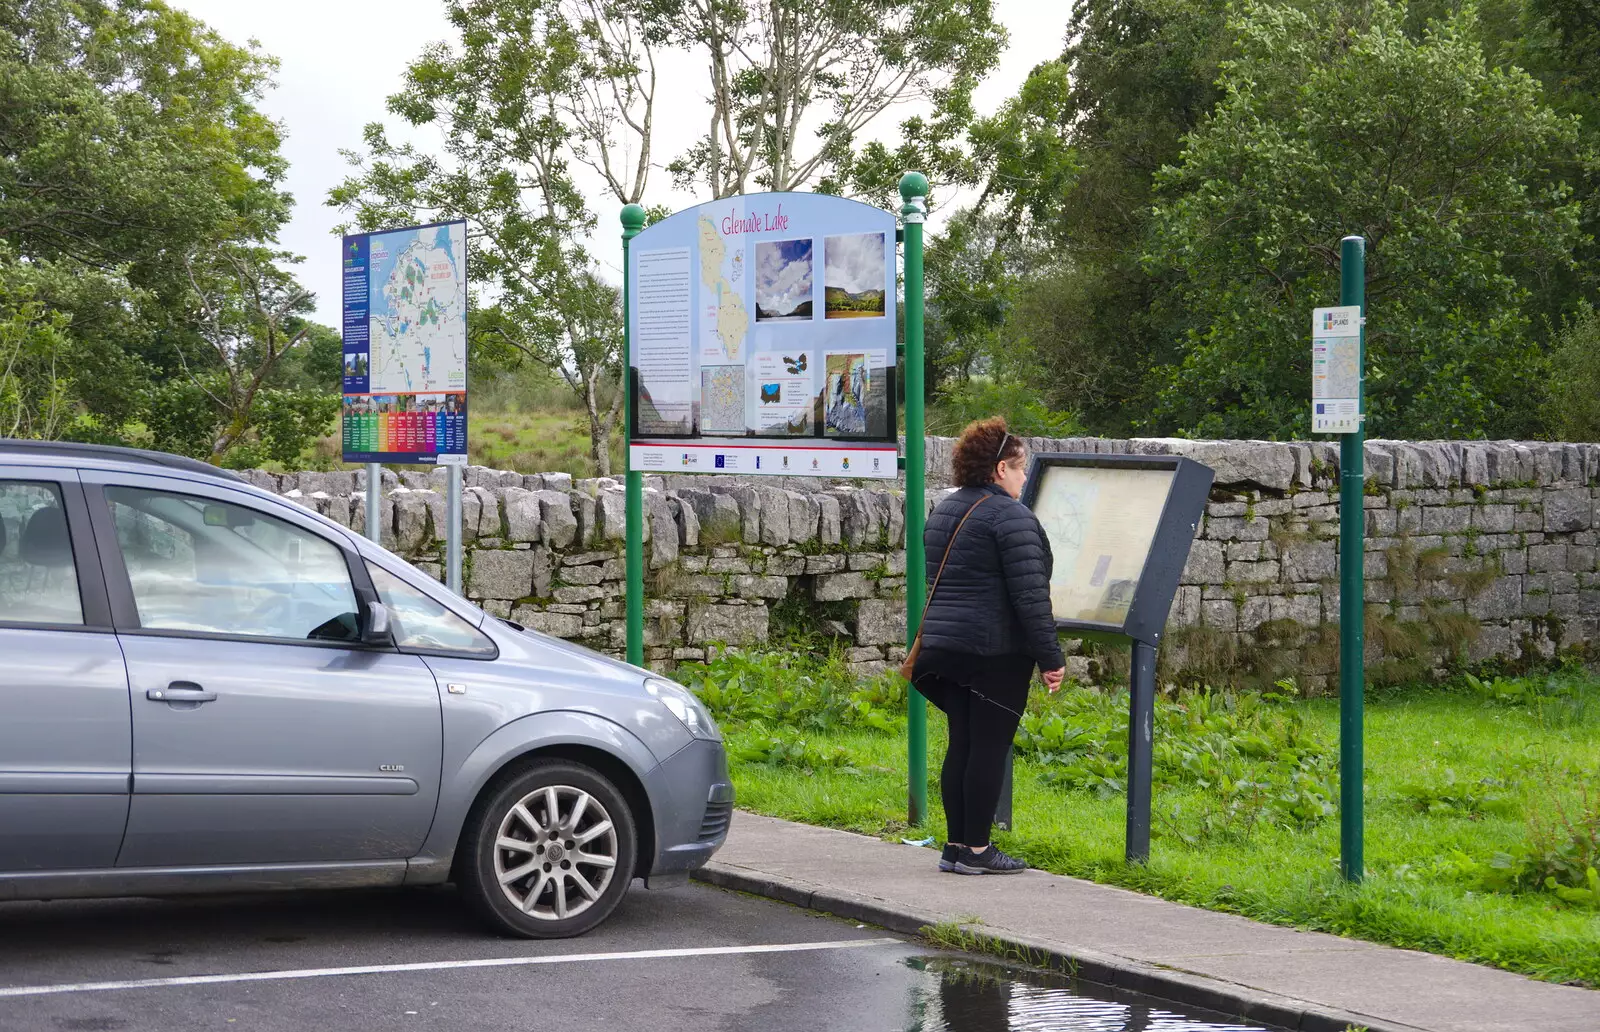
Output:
[{"xmin": 0, "ymin": 441, "xmax": 731, "ymax": 938}]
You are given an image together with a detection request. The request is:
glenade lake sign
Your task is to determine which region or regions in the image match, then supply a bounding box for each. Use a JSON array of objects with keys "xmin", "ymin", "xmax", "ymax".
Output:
[{"xmin": 623, "ymin": 192, "xmax": 898, "ymax": 479}]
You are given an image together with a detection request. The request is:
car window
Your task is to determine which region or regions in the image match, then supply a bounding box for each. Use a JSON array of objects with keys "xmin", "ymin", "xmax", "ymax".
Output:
[
  {"xmin": 0, "ymin": 481, "xmax": 83, "ymax": 625},
  {"xmin": 367, "ymin": 562, "xmax": 494, "ymax": 655},
  {"xmin": 107, "ymin": 486, "xmax": 360, "ymax": 643}
]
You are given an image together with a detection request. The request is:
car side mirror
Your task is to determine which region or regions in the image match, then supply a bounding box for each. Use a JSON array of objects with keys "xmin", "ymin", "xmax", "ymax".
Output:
[{"xmin": 363, "ymin": 602, "xmax": 395, "ymax": 646}]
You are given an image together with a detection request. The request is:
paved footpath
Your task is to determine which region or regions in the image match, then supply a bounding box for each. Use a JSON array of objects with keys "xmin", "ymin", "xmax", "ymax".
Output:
[{"xmin": 694, "ymin": 812, "xmax": 1600, "ymax": 1032}]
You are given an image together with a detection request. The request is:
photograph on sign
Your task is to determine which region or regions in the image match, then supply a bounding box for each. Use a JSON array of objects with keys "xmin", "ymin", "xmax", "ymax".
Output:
[
  {"xmin": 1030, "ymin": 464, "xmax": 1177, "ymax": 626},
  {"xmin": 627, "ymin": 193, "xmax": 896, "ymax": 478},
  {"xmin": 341, "ymin": 220, "xmax": 469, "ymax": 464}
]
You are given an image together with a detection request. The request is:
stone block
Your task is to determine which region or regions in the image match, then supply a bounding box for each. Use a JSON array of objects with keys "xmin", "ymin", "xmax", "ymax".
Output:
[
  {"xmin": 1569, "ymin": 545, "xmax": 1597, "ymax": 574},
  {"xmin": 562, "ymin": 564, "xmax": 607, "ymax": 587},
  {"xmin": 735, "ymin": 576, "xmax": 789, "ymax": 599},
  {"xmin": 1205, "ymin": 516, "xmax": 1270, "ymax": 542},
  {"xmin": 768, "ymin": 553, "xmax": 806, "ymax": 577},
  {"xmin": 1182, "ymin": 540, "xmax": 1225, "ymax": 584},
  {"xmin": 729, "ymin": 486, "xmax": 763, "ymax": 544},
  {"xmin": 1227, "ymin": 560, "xmax": 1279, "ymax": 583},
  {"xmin": 687, "ymin": 603, "xmax": 769, "ymax": 645},
  {"xmin": 1421, "ymin": 505, "xmax": 1472, "ymax": 534},
  {"xmin": 1545, "ymin": 488, "xmax": 1592, "ymax": 533},
  {"xmin": 708, "ymin": 556, "xmax": 752, "ymax": 575},
  {"xmin": 756, "ymin": 486, "xmax": 792, "ymax": 546},
  {"xmin": 647, "ymin": 492, "xmax": 678, "ymax": 569},
  {"xmin": 849, "ymin": 552, "xmax": 890, "ymax": 572},
  {"xmin": 1473, "ymin": 505, "xmax": 1516, "ymax": 533},
  {"xmin": 806, "ymin": 555, "xmax": 848, "ymax": 575},
  {"xmin": 503, "ymin": 487, "xmax": 543, "ymax": 543},
  {"xmin": 510, "ymin": 607, "xmax": 584, "ymax": 639},
  {"xmin": 787, "ymin": 491, "xmax": 819, "ymax": 544},
  {"xmin": 814, "ymin": 572, "xmax": 874, "ymax": 601},
  {"xmin": 468, "ymin": 486, "xmax": 502, "ymax": 539},
  {"xmin": 1269, "ymin": 594, "xmax": 1320, "ymax": 626},
  {"xmin": 537, "ymin": 491, "xmax": 579, "ymax": 549},
  {"xmin": 1238, "ymin": 596, "xmax": 1272, "ymax": 632},
  {"xmin": 553, "ymin": 585, "xmax": 605, "ymax": 604},
  {"xmin": 1365, "ymin": 508, "xmax": 1397, "ymax": 536},
  {"xmin": 817, "ymin": 494, "xmax": 843, "ymax": 545},
  {"xmin": 1528, "ymin": 544, "xmax": 1568, "ymax": 574},
  {"xmin": 597, "ymin": 489, "xmax": 626, "ymax": 541},
  {"xmin": 1170, "ymin": 585, "xmax": 1201, "ymax": 627},
  {"xmin": 1467, "ymin": 576, "xmax": 1522, "ymax": 620},
  {"xmin": 392, "ymin": 491, "xmax": 430, "ymax": 552},
  {"xmin": 1281, "ymin": 541, "xmax": 1336, "ymax": 582},
  {"xmin": 856, "ymin": 598, "xmax": 907, "ymax": 646},
  {"xmin": 1201, "ymin": 599, "xmax": 1238, "ymax": 631},
  {"xmin": 468, "ymin": 550, "xmax": 534, "ymax": 600},
  {"xmin": 572, "ymin": 493, "xmax": 598, "ymax": 547}
]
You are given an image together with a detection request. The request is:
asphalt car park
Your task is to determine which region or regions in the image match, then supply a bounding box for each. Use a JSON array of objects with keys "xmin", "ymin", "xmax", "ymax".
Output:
[
  {"xmin": 0, "ymin": 883, "xmax": 922, "ymax": 1032},
  {"xmin": 0, "ymin": 882, "xmax": 1283, "ymax": 1032}
]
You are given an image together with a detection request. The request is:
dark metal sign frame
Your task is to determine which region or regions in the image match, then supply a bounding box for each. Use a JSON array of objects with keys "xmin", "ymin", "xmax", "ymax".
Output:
[{"xmin": 1015, "ymin": 452, "xmax": 1215, "ymax": 863}]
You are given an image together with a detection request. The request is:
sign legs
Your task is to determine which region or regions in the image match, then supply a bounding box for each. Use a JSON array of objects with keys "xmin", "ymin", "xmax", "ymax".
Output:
[
  {"xmin": 446, "ymin": 462, "xmax": 463, "ymax": 593},
  {"xmin": 1125, "ymin": 640, "xmax": 1158, "ymax": 864},
  {"xmin": 364, "ymin": 463, "xmax": 382, "ymax": 545}
]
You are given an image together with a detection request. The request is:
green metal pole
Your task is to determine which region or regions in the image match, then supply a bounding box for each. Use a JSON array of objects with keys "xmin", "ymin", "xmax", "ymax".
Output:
[
  {"xmin": 622, "ymin": 204, "xmax": 647, "ymax": 668},
  {"xmin": 900, "ymin": 172, "xmax": 930, "ymax": 828},
  {"xmin": 1338, "ymin": 234, "xmax": 1366, "ymax": 883}
]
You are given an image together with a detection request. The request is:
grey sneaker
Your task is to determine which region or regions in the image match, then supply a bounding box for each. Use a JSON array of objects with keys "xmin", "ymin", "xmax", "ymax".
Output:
[
  {"xmin": 953, "ymin": 845, "xmax": 1027, "ymax": 875},
  {"xmin": 938, "ymin": 844, "xmax": 958, "ymax": 872}
]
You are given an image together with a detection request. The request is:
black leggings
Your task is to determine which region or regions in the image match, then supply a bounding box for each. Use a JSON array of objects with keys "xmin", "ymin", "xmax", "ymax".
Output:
[{"xmin": 915, "ymin": 649, "xmax": 1033, "ymax": 847}]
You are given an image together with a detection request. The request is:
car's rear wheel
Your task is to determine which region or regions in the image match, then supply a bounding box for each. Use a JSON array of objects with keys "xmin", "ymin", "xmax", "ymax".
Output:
[{"xmin": 460, "ymin": 760, "xmax": 637, "ymax": 938}]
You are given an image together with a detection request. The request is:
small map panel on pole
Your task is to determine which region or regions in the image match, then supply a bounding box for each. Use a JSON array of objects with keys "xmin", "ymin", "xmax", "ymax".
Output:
[
  {"xmin": 1312, "ymin": 305, "xmax": 1361, "ymax": 434},
  {"xmin": 342, "ymin": 220, "xmax": 469, "ymax": 464},
  {"xmin": 626, "ymin": 193, "xmax": 897, "ymax": 478}
]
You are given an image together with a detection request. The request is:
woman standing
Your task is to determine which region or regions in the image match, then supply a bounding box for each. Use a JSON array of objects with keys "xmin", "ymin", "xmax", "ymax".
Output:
[{"xmin": 912, "ymin": 417, "xmax": 1065, "ymax": 874}]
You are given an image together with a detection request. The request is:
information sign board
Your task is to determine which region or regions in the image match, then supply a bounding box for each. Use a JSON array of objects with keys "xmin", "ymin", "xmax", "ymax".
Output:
[
  {"xmin": 342, "ymin": 220, "xmax": 469, "ymax": 464},
  {"xmin": 1021, "ymin": 454, "xmax": 1214, "ymax": 645},
  {"xmin": 1312, "ymin": 305, "xmax": 1362, "ymax": 434},
  {"xmin": 626, "ymin": 193, "xmax": 897, "ymax": 478}
]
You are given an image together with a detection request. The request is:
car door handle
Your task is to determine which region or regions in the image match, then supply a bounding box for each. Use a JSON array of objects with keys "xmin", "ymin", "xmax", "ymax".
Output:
[{"xmin": 147, "ymin": 682, "xmax": 218, "ymax": 703}]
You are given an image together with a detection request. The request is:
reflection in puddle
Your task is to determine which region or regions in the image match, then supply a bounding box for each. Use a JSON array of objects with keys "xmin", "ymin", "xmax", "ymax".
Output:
[{"xmin": 904, "ymin": 958, "xmax": 1277, "ymax": 1032}]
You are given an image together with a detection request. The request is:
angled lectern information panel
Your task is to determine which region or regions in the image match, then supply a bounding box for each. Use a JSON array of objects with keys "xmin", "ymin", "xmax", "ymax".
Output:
[{"xmin": 1020, "ymin": 453, "xmax": 1215, "ymax": 862}]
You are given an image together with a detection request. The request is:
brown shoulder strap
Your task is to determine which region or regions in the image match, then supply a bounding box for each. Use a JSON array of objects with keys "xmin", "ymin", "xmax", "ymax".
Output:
[{"xmin": 915, "ymin": 493, "xmax": 992, "ymax": 630}]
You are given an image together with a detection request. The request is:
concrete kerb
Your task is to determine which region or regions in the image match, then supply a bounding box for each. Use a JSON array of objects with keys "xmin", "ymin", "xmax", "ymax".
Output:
[{"xmin": 691, "ymin": 861, "xmax": 1426, "ymax": 1032}]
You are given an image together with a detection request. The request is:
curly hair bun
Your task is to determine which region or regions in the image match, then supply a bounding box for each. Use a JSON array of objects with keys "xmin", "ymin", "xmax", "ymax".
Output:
[{"xmin": 951, "ymin": 416, "xmax": 1023, "ymax": 488}]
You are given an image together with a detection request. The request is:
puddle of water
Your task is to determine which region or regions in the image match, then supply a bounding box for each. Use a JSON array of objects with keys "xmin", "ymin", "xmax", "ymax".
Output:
[{"xmin": 904, "ymin": 957, "xmax": 1280, "ymax": 1032}]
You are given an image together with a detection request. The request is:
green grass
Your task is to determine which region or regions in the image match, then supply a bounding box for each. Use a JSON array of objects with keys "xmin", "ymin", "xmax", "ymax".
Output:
[{"xmin": 693, "ymin": 651, "xmax": 1600, "ymax": 986}]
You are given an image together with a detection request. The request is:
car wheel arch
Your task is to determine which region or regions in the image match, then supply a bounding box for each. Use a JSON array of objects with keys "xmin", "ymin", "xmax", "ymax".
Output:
[{"xmin": 439, "ymin": 713, "xmax": 660, "ymax": 883}]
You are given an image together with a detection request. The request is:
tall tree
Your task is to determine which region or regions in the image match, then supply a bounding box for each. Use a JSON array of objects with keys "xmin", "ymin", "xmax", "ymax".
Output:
[
  {"xmin": 1144, "ymin": 0, "xmax": 1583, "ymax": 439},
  {"xmin": 0, "ymin": 0, "xmax": 317, "ymax": 455},
  {"xmin": 331, "ymin": 0, "xmax": 656, "ymax": 475},
  {"xmin": 639, "ymin": 0, "xmax": 1006, "ymax": 199}
]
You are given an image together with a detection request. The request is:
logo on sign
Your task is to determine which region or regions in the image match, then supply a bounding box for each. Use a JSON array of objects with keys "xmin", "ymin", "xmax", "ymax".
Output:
[
  {"xmin": 841, "ymin": 457, "xmax": 850, "ymax": 471},
  {"xmin": 715, "ymin": 455, "xmax": 725, "ymax": 469}
]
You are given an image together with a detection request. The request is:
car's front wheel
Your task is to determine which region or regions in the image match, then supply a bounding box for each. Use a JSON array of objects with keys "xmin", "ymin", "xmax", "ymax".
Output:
[{"xmin": 460, "ymin": 760, "xmax": 637, "ymax": 938}]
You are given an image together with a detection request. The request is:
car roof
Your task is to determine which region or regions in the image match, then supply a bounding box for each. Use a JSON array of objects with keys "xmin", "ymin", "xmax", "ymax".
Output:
[{"xmin": 0, "ymin": 439, "xmax": 246, "ymax": 482}]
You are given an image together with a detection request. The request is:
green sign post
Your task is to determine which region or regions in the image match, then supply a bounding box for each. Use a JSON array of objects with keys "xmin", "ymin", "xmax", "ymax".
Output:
[
  {"xmin": 622, "ymin": 203, "xmax": 647, "ymax": 667},
  {"xmin": 900, "ymin": 172, "xmax": 930, "ymax": 827},
  {"xmin": 1338, "ymin": 235, "xmax": 1367, "ymax": 882}
]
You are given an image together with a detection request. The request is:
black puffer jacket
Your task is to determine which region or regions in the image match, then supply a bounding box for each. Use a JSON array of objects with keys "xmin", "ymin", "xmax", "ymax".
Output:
[{"xmin": 919, "ymin": 483, "xmax": 1065, "ymax": 672}]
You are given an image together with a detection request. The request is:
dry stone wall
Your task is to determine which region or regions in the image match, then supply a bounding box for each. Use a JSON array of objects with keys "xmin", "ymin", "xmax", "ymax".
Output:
[{"xmin": 247, "ymin": 436, "xmax": 1600, "ymax": 688}]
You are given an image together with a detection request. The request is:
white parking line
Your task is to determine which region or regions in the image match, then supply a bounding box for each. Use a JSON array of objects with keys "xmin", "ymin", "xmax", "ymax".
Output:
[{"xmin": 0, "ymin": 938, "xmax": 903, "ymax": 999}]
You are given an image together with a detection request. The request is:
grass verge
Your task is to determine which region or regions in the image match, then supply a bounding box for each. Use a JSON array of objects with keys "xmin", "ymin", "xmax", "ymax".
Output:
[{"xmin": 676, "ymin": 648, "xmax": 1600, "ymax": 986}]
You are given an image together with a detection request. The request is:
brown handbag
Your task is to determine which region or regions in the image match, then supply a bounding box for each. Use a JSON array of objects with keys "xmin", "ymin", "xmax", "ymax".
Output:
[{"xmin": 899, "ymin": 494, "xmax": 993, "ymax": 681}]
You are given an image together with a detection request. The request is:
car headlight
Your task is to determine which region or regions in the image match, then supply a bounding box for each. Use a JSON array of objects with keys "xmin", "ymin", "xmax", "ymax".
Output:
[{"xmin": 644, "ymin": 678, "xmax": 721, "ymax": 741}]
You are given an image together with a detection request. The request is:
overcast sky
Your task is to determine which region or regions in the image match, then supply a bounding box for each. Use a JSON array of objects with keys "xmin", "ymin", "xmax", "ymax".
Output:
[{"xmin": 175, "ymin": 0, "xmax": 1069, "ymax": 329}]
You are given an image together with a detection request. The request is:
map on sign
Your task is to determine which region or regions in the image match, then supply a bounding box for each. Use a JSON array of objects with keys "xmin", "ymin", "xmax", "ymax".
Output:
[
  {"xmin": 368, "ymin": 223, "xmax": 467, "ymax": 393},
  {"xmin": 698, "ymin": 215, "xmax": 748, "ymax": 363},
  {"xmin": 1030, "ymin": 464, "xmax": 1175, "ymax": 627},
  {"xmin": 341, "ymin": 219, "xmax": 469, "ymax": 464}
]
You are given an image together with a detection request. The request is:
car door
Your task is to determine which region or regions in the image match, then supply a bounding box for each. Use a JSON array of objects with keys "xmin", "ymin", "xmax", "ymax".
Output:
[
  {"xmin": 0, "ymin": 468, "xmax": 131, "ymax": 872},
  {"xmin": 80, "ymin": 470, "xmax": 444, "ymax": 868}
]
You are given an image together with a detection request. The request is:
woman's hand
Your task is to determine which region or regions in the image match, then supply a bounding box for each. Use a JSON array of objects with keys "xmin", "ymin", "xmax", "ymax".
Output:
[{"xmin": 1042, "ymin": 667, "xmax": 1065, "ymax": 693}]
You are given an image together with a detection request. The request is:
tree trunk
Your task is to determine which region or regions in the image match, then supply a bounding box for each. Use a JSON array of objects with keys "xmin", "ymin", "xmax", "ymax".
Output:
[{"xmin": 590, "ymin": 420, "xmax": 612, "ymax": 477}]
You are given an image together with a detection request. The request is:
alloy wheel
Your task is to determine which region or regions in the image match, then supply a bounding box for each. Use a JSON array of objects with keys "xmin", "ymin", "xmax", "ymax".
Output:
[{"xmin": 492, "ymin": 784, "xmax": 619, "ymax": 921}]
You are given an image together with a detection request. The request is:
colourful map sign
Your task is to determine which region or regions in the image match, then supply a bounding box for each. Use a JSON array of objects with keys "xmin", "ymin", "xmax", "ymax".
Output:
[
  {"xmin": 342, "ymin": 220, "xmax": 469, "ymax": 464},
  {"xmin": 627, "ymin": 193, "xmax": 896, "ymax": 479}
]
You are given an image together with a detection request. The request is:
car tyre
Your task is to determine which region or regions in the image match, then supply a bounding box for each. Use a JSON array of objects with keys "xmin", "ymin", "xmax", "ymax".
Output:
[{"xmin": 460, "ymin": 760, "xmax": 637, "ymax": 938}]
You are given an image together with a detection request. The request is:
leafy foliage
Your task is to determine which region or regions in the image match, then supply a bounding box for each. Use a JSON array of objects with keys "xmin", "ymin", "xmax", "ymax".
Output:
[{"xmin": 1144, "ymin": 0, "xmax": 1584, "ymax": 439}]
